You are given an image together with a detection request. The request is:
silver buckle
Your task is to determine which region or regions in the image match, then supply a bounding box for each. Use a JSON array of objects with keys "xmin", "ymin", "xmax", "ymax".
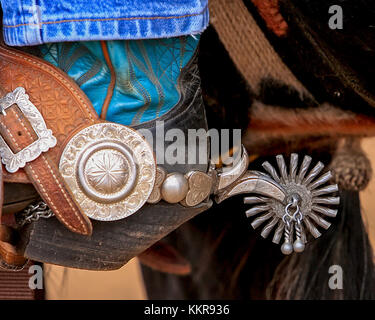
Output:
[{"xmin": 0, "ymin": 87, "xmax": 57, "ymax": 173}]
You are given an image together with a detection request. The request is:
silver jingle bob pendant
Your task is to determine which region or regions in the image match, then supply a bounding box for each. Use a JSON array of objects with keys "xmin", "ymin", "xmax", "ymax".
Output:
[{"xmin": 215, "ymin": 153, "xmax": 340, "ymax": 255}]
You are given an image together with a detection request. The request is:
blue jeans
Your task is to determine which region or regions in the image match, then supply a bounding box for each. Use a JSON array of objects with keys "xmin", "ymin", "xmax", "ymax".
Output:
[{"xmin": 1, "ymin": 0, "xmax": 209, "ymax": 46}]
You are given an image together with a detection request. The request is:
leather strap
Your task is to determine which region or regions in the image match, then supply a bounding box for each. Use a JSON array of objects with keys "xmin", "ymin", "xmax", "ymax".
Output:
[
  {"xmin": 0, "ymin": 102, "xmax": 92, "ymax": 235},
  {"xmin": 0, "ymin": 43, "xmax": 101, "ymax": 235}
]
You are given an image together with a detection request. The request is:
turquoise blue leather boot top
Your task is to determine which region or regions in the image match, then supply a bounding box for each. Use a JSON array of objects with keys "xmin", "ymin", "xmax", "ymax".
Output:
[
  {"xmin": 40, "ymin": 36, "xmax": 199, "ymax": 125},
  {"xmin": 0, "ymin": 0, "xmax": 208, "ymax": 46}
]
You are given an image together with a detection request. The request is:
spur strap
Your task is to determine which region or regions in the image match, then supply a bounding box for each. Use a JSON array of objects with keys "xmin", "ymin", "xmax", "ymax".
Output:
[{"xmin": 0, "ymin": 44, "xmax": 101, "ymax": 235}]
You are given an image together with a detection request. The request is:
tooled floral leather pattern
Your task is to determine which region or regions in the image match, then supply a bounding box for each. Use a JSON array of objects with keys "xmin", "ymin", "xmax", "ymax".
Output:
[{"xmin": 0, "ymin": 45, "xmax": 98, "ymax": 182}]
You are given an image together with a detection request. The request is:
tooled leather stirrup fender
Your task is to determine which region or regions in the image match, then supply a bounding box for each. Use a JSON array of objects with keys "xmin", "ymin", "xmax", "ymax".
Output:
[{"xmin": 0, "ymin": 43, "xmax": 101, "ymax": 235}]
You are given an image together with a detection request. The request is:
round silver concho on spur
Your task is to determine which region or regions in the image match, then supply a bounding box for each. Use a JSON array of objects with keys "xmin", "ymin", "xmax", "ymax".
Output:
[{"xmin": 59, "ymin": 123, "xmax": 156, "ymax": 221}]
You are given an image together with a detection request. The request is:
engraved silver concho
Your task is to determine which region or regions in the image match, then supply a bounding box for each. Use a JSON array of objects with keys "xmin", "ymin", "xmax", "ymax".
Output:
[{"xmin": 59, "ymin": 123, "xmax": 156, "ymax": 221}]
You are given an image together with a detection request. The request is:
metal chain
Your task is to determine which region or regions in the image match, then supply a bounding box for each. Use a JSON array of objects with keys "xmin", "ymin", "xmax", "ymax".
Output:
[
  {"xmin": 283, "ymin": 194, "xmax": 301, "ymax": 224},
  {"xmin": 0, "ymin": 259, "xmax": 29, "ymax": 272},
  {"xmin": 295, "ymin": 216, "xmax": 302, "ymax": 240},
  {"xmin": 281, "ymin": 195, "xmax": 306, "ymax": 254},
  {"xmin": 281, "ymin": 195, "xmax": 301, "ymax": 249},
  {"xmin": 283, "ymin": 203, "xmax": 299, "ymax": 224},
  {"xmin": 283, "ymin": 219, "xmax": 292, "ymax": 243},
  {"xmin": 16, "ymin": 201, "xmax": 54, "ymax": 227}
]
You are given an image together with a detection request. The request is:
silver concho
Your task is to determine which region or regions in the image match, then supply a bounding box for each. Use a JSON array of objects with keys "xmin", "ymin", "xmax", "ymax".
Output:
[
  {"xmin": 59, "ymin": 123, "xmax": 156, "ymax": 221},
  {"xmin": 77, "ymin": 141, "xmax": 137, "ymax": 203}
]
